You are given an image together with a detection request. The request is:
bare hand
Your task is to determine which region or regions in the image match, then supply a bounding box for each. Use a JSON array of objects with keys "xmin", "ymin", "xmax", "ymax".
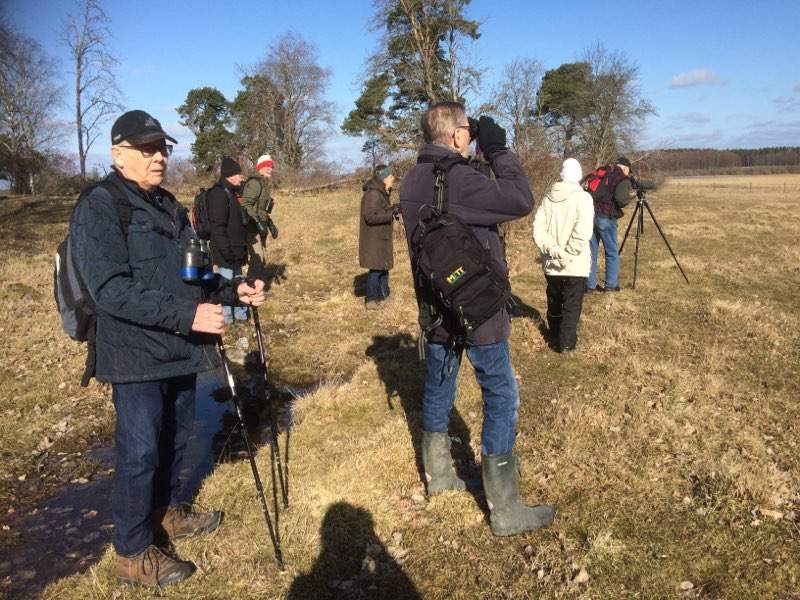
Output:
[
  {"xmin": 237, "ymin": 279, "xmax": 266, "ymax": 307},
  {"xmin": 191, "ymin": 303, "xmax": 224, "ymax": 335}
]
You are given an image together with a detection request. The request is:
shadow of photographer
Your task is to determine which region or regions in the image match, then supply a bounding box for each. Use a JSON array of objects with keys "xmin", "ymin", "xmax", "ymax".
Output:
[
  {"xmin": 287, "ymin": 502, "xmax": 422, "ymax": 600},
  {"xmin": 365, "ymin": 333, "xmax": 484, "ymax": 511},
  {"xmin": 352, "ymin": 272, "xmax": 368, "ymax": 298}
]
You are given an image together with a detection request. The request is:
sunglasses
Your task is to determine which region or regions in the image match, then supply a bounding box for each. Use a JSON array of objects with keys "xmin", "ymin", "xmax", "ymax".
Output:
[{"xmin": 118, "ymin": 142, "xmax": 173, "ymax": 158}]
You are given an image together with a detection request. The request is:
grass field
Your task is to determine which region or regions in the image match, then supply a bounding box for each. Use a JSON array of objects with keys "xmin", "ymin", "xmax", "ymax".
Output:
[{"xmin": 1, "ymin": 173, "xmax": 799, "ymax": 599}]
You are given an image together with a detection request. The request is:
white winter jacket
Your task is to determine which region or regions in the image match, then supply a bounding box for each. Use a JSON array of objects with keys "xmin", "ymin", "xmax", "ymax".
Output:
[{"xmin": 532, "ymin": 181, "xmax": 594, "ymax": 277}]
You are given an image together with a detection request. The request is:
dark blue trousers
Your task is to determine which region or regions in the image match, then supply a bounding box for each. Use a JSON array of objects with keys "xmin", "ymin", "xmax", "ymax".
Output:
[{"xmin": 111, "ymin": 374, "xmax": 196, "ymax": 556}]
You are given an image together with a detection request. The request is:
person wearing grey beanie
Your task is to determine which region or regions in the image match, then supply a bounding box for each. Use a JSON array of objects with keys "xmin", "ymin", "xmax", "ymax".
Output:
[{"xmin": 532, "ymin": 158, "xmax": 594, "ymax": 352}]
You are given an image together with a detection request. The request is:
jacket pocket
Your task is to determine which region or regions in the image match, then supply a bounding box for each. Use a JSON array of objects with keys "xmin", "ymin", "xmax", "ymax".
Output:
[{"xmin": 127, "ymin": 223, "xmax": 169, "ymax": 285}]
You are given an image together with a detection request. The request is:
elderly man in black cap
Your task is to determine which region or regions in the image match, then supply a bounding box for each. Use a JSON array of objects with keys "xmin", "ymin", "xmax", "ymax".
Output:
[
  {"xmin": 69, "ymin": 110, "xmax": 266, "ymax": 588},
  {"xmin": 586, "ymin": 156, "xmax": 634, "ymax": 293},
  {"xmin": 208, "ymin": 156, "xmax": 249, "ymax": 323}
]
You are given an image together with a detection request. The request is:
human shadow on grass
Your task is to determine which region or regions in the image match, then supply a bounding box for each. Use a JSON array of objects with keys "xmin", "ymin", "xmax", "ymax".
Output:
[
  {"xmin": 509, "ymin": 293, "xmax": 556, "ymax": 348},
  {"xmin": 287, "ymin": 502, "xmax": 422, "ymax": 600},
  {"xmin": 259, "ymin": 262, "xmax": 288, "ymax": 293},
  {"xmin": 352, "ymin": 272, "xmax": 368, "ymax": 298},
  {"xmin": 365, "ymin": 334, "xmax": 484, "ymax": 509}
]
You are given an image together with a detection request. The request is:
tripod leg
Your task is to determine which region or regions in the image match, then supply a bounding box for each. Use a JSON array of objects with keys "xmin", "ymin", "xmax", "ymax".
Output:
[
  {"xmin": 619, "ymin": 202, "xmax": 639, "ymax": 255},
  {"xmin": 252, "ymin": 308, "xmax": 289, "ymax": 508},
  {"xmin": 218, "ymin": 338, "xmax": 284, "ymax": 569},
  {"xmin": 633, "ymin": 202, "xmax": 644, "ymax": 289},
  {"xmin": 643, "ymin": 200, "xmax": 690, "ymax": 284},
  {"xmin": 234, "ymin": 398, "xmax": 284, "ymax": 569}
]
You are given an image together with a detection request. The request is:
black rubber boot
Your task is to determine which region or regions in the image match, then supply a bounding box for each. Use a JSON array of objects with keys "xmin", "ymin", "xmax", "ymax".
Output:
[
  {"xmin": 422, "ymin": 431, "xmax": 467, "ymax": 495},
  {"xmin": 482, "ymin": 452, "xmax": 555, "ymax": 536}
]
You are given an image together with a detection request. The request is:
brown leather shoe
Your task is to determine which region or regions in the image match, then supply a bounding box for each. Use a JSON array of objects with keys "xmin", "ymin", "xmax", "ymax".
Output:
[
  {"xmin": 116, "ymin": 544, "xmax": 195, "ymax": 588},
  {"xmin": 155, "ymin": 503, "xmax": 223, "ymax": 542}
]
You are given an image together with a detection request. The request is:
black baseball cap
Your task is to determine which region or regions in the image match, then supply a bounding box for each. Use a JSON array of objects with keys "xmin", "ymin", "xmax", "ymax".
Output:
[
  {"xmin": 111, "ymin": 110, "xmax": 178, "ymax": 145},
  {"xmin": 615, "ymin": 156, "xmax": 632, "ymax": 169}
]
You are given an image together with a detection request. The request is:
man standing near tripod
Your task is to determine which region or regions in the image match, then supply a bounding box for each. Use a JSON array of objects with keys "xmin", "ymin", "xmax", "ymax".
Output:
[
  {"xmin": 70, "ymin": 110, "xmax": 266, "ymax": 589},
  {"xmin": 586, "ymin": 157, "xmax": 633, "ymax": 293}
]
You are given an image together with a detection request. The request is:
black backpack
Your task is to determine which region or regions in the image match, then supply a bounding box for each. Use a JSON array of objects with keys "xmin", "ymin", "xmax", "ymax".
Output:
[
  {"xmin": 411, "ymin": 155, "xmax": 510, "ymax": 351},
  {"xmin": 191, "ymin": 188, "xmax": 211, "ymax": 239},
  {"xmin": 54, "ymin": 179, "xmax": 132, "ymax": 386}
]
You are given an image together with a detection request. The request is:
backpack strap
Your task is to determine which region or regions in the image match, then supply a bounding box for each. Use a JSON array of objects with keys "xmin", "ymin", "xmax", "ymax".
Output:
[
  {"xmin": 73, "ymin": 176, "xmax": 133, "ymax": 387},
  {"xmin": 95, "ymin": 178, "xmax": 134, "ymax": 236},
  {"xmin": 417, "ymin": 154, "xmax": 468, "ymax": 214}
]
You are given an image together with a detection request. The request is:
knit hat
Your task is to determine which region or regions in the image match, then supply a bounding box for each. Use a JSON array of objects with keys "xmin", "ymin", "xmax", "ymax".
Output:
[
  {"xmin": 374, "ymin": 164, "xmax": 393, "ymax": 180},
  {"xmin": 256, "ymin": 154, "xmax": 274, "ymax": 170},
  {"xmin": 220, "ymin": 157, "xmax": 242, "ymax": 177},
  {"xmin": 616, "ymin": 156, "xmax": 632, "ymax": 169},
  {"xmin": 560, "ymin": 158, "xmax": 583, "ymax": 183}
]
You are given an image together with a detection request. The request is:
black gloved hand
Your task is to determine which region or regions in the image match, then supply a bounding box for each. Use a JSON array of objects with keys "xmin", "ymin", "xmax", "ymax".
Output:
[
  {"xmin": 477, "ymin": 116, "xmax": 507, "ymax": 159},
  {"xmin": 391, "ymin": 204, "xmax": 402, "ymax": 220}
]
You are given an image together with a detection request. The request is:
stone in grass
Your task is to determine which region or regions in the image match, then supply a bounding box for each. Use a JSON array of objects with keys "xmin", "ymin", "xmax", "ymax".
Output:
[
  {"xmin": 572, "ymin": 567, "xmax": 590, "ymax": 584},
  {"xmin": 679, "ymin": 581, "xmax": 694, "ymax": 591}
]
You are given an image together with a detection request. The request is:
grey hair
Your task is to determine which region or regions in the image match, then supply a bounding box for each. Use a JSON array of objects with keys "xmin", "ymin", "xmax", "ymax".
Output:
[{"xmin": 421, "ymin": 101, "xmax": 466, "ymax": 144}]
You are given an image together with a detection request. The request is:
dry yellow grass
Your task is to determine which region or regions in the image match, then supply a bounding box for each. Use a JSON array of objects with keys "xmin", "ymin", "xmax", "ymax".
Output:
[{"xmin": 1, "ymin": 173, "xmax": 799, "ymax": 599}]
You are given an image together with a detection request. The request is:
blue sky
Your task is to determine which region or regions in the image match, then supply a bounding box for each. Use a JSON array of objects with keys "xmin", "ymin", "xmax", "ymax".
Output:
[{"xmin": 6, "ymin": 0, "xmax": 800, "ymax": 172}]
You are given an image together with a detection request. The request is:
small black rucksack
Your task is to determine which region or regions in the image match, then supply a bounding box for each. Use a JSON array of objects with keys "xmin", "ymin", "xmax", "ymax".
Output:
[
  {"xmin": 54, "ymin": 179, "xmax": 132, "ymax": 386},
  {"xmin": 190, "ymin": 188, "xmax": 211, "ymax": 239},
  {"xmin": 411, "ymin": 155, "xmax": 510, "ymax": 350}
]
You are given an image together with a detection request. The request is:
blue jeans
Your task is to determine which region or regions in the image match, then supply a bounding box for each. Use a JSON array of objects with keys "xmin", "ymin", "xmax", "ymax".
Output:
[
  {"xmin": 111, "ymin": 375, "xmax": 197, "ymax": 556},
  {"xmin": 588, "ymin": 215, "xmax": 619, "ymax": 289},
  {"xmin": 366, "ymin": 269, "xmax": 389, "ymax": 302},
  {"xmin": 423, "ymin": 340, "xmax": 519, "ymax": 456},
  {"xmin": 218, "ymin": 266, "xmax": 248, "ymax": 322}
]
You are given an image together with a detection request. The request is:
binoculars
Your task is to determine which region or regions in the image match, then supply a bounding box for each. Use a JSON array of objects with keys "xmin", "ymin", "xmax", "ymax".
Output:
[
  {"xmin": 255, "ymin": 216, "xmax": 279, "ymax": 240},
  {"xmin": 181, "ymin": 238, "xmax": 215, "ymax": 284}
]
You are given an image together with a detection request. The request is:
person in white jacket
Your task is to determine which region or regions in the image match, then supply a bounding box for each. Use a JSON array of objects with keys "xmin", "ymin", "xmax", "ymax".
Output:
[{"xmin": 532, "ymin": 158, "xmax": 594, "ymax": 352}]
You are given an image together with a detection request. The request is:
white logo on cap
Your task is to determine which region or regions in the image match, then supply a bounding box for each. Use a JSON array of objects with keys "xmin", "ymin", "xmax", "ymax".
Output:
[{"xmin": 145, "ymin": 118, "xmax": 157, "ymax": 128}]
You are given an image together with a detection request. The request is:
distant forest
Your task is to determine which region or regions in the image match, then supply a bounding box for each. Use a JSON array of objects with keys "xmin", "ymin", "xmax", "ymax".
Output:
[{"xmin": 651, "ymin": 147, "xmax": 800, "ymax": 172}]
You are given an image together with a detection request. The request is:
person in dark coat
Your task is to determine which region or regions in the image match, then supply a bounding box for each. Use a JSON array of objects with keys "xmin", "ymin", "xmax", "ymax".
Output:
[
  {"xmin": 358, "ymin": 164, "xmax": 398, "ymax": 309},
  {"xmin": 70, "ymin": 110, "xmax": 266, "ymax": 588},
  {"xmin": 399, "ymin": 102, "xmax": 555, "ymax": 538},
  {"xmin": 208, "ymin": 157, "xmax": 248, "ymax": 323}
]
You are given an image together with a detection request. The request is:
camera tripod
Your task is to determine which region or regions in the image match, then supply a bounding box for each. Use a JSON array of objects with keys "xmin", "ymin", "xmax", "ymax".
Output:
[{"xmin": 619, "ymin": 189, "xmax": 689, "ymax": 289}]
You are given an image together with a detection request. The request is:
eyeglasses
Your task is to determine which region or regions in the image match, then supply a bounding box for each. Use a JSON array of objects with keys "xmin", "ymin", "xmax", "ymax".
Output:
[
  {"xmin": 454, "ymin": 125, "xmax": 470, "ymax": 134},
  {"xmin": 118, "ymin": 142, "xmax": 173, "ymax": 158}
]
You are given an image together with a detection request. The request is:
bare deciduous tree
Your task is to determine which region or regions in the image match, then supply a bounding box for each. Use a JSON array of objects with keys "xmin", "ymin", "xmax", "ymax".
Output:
[
  {"xmin": 581, "ymin": 43, "xmax": 655, "ymax": 166},
  {"xmin": 492, "ymin": 58, "xmax": 551, "ymax": 161},
  {"xmin": 63, "ymin": 0, "xmax": 123, "ymax": 179},
  {"xmin": 0, "ymin": 22, "xmax": 63, "ymax": 193},
  {"xmin": 252, "ymin": 32, "xmax": 334, "ymax": 172}
]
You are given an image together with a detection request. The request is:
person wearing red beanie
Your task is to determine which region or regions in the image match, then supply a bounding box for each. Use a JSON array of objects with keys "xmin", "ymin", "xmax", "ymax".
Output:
[{"xmin": 241, "ymin": 153, "xmax": 277, "ymax": 281}]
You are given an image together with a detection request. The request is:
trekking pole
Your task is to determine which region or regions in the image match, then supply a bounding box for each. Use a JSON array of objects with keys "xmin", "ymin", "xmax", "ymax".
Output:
[
  {"xmin": 251, "ymin": 306, "xmax": 289, "ymax": 508},
  {"xmin": 216, "ymin": 335, "xmax": 284, "ymax": 569}
]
